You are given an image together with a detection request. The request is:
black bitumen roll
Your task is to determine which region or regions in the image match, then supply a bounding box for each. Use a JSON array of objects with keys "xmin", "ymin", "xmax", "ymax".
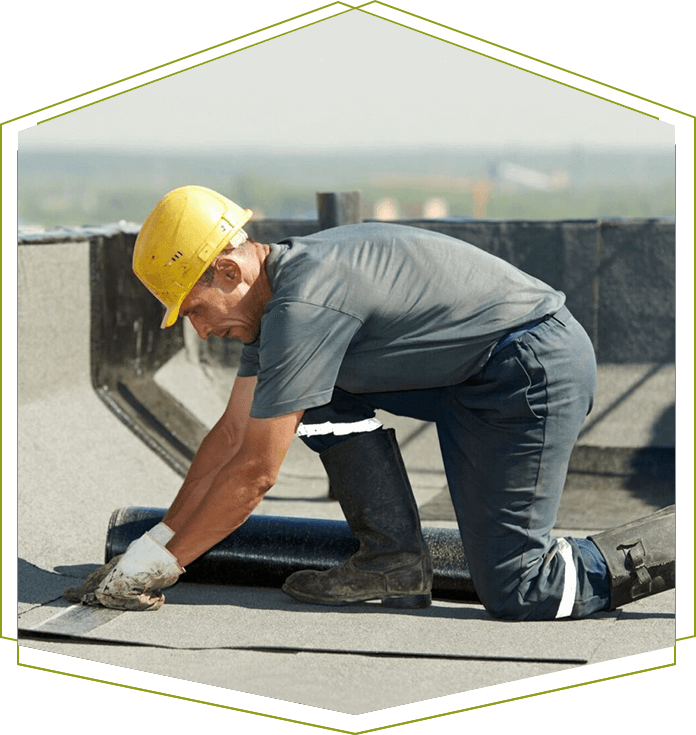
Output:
[{"xmin": 105, "ymin": 507, "xmax": 479, "ymax": 602}]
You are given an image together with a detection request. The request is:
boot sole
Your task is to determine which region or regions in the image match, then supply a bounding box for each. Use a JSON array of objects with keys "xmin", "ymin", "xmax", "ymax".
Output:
[{"xmin": 282, "ymin": 584, "xmax": 432, "ymax": 609}]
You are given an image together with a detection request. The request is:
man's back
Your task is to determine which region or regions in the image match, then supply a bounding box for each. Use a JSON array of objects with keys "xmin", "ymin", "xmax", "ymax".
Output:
[{"xmin": 240, "ymin": 222, "xmax": 564, "ymax": 417}]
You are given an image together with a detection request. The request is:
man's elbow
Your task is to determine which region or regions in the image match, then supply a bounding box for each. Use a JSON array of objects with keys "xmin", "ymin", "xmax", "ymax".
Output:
[
  {"xmin": 232, "ymin": 412, "xmax": 301, "ymax": 498},
  {"xmin": 253, "ymin": 470, "xmax": 278, "ymax": 497},
  {"xmin": 233, "ymin": 459, "xmax": 278, "ymax": 498}
]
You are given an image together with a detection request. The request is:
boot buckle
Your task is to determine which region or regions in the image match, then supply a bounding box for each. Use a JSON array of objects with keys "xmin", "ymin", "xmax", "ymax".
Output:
[{"xmin": 619, "ymin": 540, "xmax": 653, "ymax": 598}]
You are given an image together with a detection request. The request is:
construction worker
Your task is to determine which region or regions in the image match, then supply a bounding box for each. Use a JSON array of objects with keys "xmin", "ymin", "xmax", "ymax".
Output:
[{"xmin": 94, "ymin": 186, "xmax": 675, "ymax": 620}]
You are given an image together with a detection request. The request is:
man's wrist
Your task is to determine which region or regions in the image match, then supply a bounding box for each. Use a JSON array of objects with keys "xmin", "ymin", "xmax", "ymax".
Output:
[{"xmin": 149, "ymin": 521, "xmax": 175, "ymax": 546}]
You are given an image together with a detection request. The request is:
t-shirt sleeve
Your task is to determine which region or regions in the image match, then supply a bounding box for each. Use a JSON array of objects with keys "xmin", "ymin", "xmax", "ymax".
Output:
[
  {"xmin": 249, "ymin": 300, "xmax": 363, "ymax": 418},
  {"xmin": 238, "ymin": 340, "xmax": 260, "ymax": 377}
]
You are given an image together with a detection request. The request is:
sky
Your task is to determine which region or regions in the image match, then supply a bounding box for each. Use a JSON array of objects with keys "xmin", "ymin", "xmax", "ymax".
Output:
[{"xmin": 18, "ymin": 10, "xmax": 674, "ymax": 154}]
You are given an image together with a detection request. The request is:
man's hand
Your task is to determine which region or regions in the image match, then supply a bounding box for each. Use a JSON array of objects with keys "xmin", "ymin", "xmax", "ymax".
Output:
[
  {"xmin": 64, "ymin": 522, "xmax": 176, "ymax": 607},
  {"xmin": 63, "ymin": 554, "xmax": 124, "ymax": 605},
  {"xmin": 94, "ymin": 532, "xmax": 184, "ymax": 611}
]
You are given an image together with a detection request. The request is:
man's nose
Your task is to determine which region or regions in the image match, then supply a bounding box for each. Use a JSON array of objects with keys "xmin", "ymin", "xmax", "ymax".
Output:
[{"xmin": 188, "ymin": 314, "xmax": 212, "ymax": 340}]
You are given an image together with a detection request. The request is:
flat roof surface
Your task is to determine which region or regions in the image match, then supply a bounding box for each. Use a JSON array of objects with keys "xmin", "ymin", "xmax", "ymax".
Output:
[{"xmin": 13, "ymin": 238, "xmax": 688, "ymax": 732}]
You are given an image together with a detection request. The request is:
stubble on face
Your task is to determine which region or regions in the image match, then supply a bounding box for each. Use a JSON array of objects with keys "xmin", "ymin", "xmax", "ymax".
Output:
[{"xmin": 181, "ymin": 244, "xmax": 271, "ymax": 344}]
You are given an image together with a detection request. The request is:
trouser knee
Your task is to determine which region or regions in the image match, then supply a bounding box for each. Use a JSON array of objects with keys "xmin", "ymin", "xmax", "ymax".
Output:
[
  {"xmin": 478, "ymin": 591, "xmax": 539, "ymax": 621},
  {"xmin": 468, "ymin": 544, "xmax": 576, "ymax": 621}
]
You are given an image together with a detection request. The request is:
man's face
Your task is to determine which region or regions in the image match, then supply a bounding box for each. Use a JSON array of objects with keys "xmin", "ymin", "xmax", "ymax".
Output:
[{"xmin": 179, "ymin": 265, "xmax": 260, "ymax": 344}]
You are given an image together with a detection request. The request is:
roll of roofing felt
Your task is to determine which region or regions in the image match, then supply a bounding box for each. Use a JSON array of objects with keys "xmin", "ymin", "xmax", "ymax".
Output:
[{"xmin": 105, "ymin": 507, "xmax": 479, "ymax": 602}]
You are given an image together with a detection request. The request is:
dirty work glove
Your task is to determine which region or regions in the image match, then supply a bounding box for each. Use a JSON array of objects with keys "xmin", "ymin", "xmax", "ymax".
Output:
[
  {"xmin": 94, "ymin": 532, "xmax": 184, "ymax": 611},
  {"xmin": 63, "ymin": 554, "xmax": 123, "ymax": 605},
  {"xmin": 63, "ymin": 522, "xmax": 175, "ymax": 606}
]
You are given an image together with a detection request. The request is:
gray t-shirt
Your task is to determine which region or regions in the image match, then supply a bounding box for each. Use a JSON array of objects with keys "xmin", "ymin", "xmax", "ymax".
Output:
[{"xmin": 238, "ymin": 222, "xmax": 564, "ymax": 418}]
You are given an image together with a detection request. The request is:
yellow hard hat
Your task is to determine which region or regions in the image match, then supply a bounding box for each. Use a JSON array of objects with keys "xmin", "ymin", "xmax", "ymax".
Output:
[{"xmin": 133, "ymin": 186, "xmax": 252, "ymax": 328}]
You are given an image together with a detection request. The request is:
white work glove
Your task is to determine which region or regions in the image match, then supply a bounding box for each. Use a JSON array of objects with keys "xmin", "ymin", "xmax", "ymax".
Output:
[
  {"xmin": 95, "ymin": 531, "xmax": 184, "ymax": 611},
  {"xmin": 136, "ymin": 521, "xmax": 174, "ymax": 546},
  {"xmin": 65, "ymin": 523, "xmax": 176, "ymax": 606}
]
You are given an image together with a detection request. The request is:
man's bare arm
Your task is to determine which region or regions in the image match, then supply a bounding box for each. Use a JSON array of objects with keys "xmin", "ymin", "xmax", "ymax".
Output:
[
  {"xmin": 165, "ymin": 409, "xmax": 304, "ymax": 568},
  {"xmin": 163, "ymin": 375, "xmax": 257, "ymax": 532}
]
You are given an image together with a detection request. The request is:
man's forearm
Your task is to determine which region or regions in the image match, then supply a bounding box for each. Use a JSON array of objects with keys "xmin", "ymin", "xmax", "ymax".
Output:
[
  {"xmin": 165, "ymin": 411, "xmax": 304, "ymax": 568},
  {"xmin": 165, "ymin": 455, "xmax": 272, "ymax": 567},
  {"xmin": 165, "ymin": 374, "xmax": 257, "ymax": 532},
  {"xmin": 163, "ymin": 420, "xmax": 240, "ymax": 533}
]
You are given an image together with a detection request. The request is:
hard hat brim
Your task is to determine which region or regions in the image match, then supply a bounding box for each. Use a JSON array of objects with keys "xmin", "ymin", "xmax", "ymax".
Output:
[{"xmin": 161, "ymin": 304, "xmax": 182, "ymax": 329}]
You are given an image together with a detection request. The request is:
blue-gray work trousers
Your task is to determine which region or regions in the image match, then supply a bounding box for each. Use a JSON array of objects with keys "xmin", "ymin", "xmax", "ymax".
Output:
[{"xmin": 298, "ymin": 305, "xmax": 611, "ymax": 620}]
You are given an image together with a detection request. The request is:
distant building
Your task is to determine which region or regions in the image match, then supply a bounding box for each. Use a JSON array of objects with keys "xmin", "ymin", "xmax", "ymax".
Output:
[
  {"xmin": 472, "ymin": 181, "xmax": 491, "ymax": 219},
  {"xmin": 423, "ymin": 197, "xmax": 449, "ymax": 218},
  {"xmin": 374, "ymin": 197, "xmax": 399, "ymax": 220}
]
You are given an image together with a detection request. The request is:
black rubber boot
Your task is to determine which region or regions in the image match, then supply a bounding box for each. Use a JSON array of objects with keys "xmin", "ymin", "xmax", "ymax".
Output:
[
  {"xmin": 282, "ymin": 428, "xmax": 433, "ymax": 608},
  {"xmin": 589, "ymin": 505, "xmax": 675, "ymax": 610}
]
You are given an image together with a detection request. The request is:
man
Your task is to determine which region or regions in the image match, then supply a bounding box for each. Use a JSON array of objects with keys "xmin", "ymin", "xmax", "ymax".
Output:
[{"xmin": 94, "ymin": 185, "xmax": 674, "ymax": 620}]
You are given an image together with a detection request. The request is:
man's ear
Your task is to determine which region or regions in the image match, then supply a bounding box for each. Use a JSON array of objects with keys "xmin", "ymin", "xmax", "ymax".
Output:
[{"xmin": 215, "ymin": 256, "xmax": 242, "ymax": 286}]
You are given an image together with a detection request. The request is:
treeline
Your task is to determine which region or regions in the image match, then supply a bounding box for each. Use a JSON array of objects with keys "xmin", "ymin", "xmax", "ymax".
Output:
[{"xmin": 18, "ymin": 147, "xmax": 675, "ymax": 229}]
